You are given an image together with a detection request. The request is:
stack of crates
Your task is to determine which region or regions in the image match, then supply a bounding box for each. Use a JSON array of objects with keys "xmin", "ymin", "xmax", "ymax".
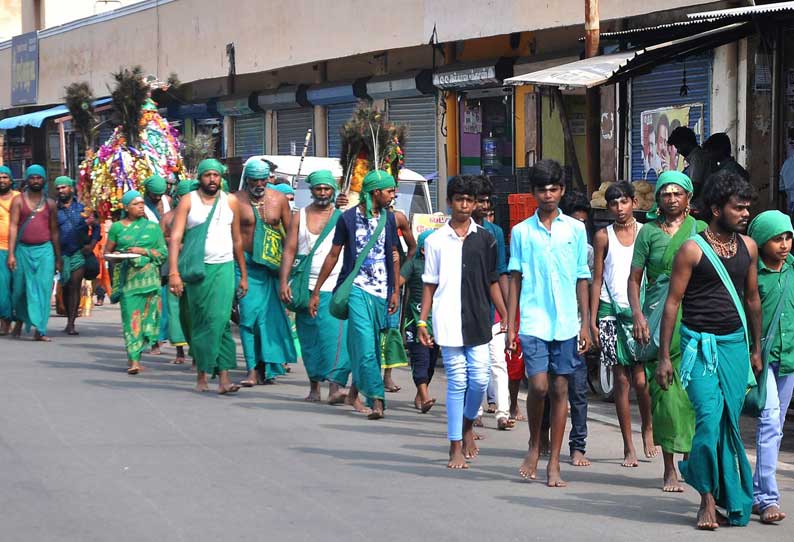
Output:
[{"xmin": 508, "ymin": 193, "xmax": 538, "ymax": 231}]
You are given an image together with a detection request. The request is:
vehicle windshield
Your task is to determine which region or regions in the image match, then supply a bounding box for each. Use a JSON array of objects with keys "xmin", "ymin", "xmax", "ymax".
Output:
[{"xmin": 293, "ymin": 180, "xmax": 431, "ymax": 218}]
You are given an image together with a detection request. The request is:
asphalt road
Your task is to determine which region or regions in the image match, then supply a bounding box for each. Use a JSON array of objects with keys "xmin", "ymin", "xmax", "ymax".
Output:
[{"xmin": 1, "ymin": 305, "xmax": 792, "ymax": 542}]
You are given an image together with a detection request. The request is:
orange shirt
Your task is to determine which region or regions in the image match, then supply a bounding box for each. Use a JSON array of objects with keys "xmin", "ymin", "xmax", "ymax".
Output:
[{"xmin": 0, "ymin": 191, "xmax": 19, "ymax": 251}]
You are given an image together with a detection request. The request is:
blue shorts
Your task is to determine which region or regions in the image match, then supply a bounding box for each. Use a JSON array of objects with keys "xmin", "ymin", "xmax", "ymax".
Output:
[{"xmin": 520, "ymin": 335, "xmax": 583, "ymax": 377}]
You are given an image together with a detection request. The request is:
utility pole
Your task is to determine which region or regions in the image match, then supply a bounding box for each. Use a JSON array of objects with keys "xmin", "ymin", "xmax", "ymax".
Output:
[{"xmin": 584, "ymin": 0, "xmax": 601, "ymax": 194}]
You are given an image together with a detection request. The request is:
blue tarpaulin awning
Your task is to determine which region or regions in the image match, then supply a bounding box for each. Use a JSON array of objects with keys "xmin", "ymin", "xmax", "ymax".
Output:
[{"xmin": 0, "ymin": 98, "xmax": 112, "ymax": 130}]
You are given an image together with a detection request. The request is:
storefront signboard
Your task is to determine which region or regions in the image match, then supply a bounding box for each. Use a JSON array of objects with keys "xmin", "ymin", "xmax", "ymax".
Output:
[{"xmin": 11, "ymin": 32, "xmax": 39, "ymax": 106}]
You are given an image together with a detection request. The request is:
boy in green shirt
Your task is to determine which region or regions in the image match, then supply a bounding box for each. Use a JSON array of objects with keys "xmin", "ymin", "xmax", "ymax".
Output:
[{"xmin": 748, "ymin": 210, "xmax": 794, "ymax": 525}]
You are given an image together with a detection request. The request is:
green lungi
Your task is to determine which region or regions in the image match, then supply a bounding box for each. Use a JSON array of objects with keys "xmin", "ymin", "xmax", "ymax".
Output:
[
  {"xmin": 348, "ymin": 286, "xmax": 387, "ymax": 406},
  {"xmin": 295, "ymin": 290, "xmax": 351, "ymax": 385},
  {"xmin": 120, "ymin": 289, "xmax": 161, "ymax": 362},
  {"xmin": 166, "ymin": 289, "xmax": 187, "ymax": 346},
  {"xmin": 181, "ymin": 261, "xmax": 237, "ymax": 375},
  {"xmin": 235, "ymin": 253, "xmax": 296, "ymax": 379},
  {"xmin": 0, "ymin": 249, "xmax": 13, "ymax": 320},
  {"xmin": 59, "ymin": 251, "xmax": 85, "ymax": 284},
  {"xmin": 678, "ymin": 324, "xmax": 753, "ymax": 526},
  {"xmin": 158, "ymin": 285, "xmax": 169, "ymax": 342},
  {"xmin": 12, "ymin": 241, "xmax": 55, "ymax": 334}
]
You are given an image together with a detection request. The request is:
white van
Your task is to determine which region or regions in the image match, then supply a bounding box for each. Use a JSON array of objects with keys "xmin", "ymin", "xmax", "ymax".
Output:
[{"xmin": 241, "ymin": 155, "xmax": 434, "ymax": 220}]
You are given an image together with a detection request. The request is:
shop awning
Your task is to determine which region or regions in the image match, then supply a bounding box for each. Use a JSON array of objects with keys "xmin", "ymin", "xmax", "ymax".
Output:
[
  {"xmin": 688, "ymin": 1, "xmax": 794, "ymax": 20},
  {"xmin": 305, "ymin": 81, "xmax": 368, "ymax": 105},
  {"xmin": 217, "ymin": 95, "xmax": 259, "ymax": 116},
  {"xmin": 256, "ymin": 85, "xmax": 310, "ymax": 110},
  {"xmin": 0, "ymin": 98, "xmax": 112, "ymax": 130},
  {"xmin": 505, "ymin": 22, "xmax": 751, "ymax": 89}
]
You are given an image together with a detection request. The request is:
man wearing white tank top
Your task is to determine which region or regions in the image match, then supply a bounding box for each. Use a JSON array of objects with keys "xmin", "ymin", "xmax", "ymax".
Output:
[
  {"xmin": 590, "ymin": 181, "xmax": 655, "ymax": 468},
  {"xmin": 168, "ymin": 159, "xmax": 248, "ymax": 394},
  {"xmin": 280, "ymin": 170, "xmax": 367, "ymax": 412},
  {"xmin": 230, "ymin": 160, "xmax": 296, "ymax": 387}
]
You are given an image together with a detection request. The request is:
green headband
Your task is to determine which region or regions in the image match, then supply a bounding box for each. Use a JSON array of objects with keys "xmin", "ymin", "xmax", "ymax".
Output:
[
  {"xmin": 143, "ymin": 174, "xmax": 167, "ymax": 195},
  {"xmin": 361, "ymin": 170, "xmax": 396, "ymax": 218},
  {"xmin": 122, "ymin": 189, "xmax": 143, "ymax": 207},
  {"xmin": 307, "ymin": 169, "xmax": 336, "ymax": 188},
  {"xmin": 243, "ymin": 160, "xmax": 270, "ymax": 180},
  {"xmin": 270, "ymin": 183, "xmax": 295, "ymax": 196},
  {"xmin": 417, "ymin": 229, "xmax": 434, "ymax": 252},
  {"xmin": 197, "ymin": 158, "xmax": 224, "ymax": 179},
  {"xmin": 0, "ymin": 165, "xmax": 12, "ymax": 177},
  {"xmin": 54, "ymin": 176, "xmax": 75, "ymax": 188},
  {"xmin": 646, "ymin": 171, "xmax": 694, "ymax": 220},
  {"xmin": 749, "ymin": 210, "xmax": 794, "ymax": 248},
  {"xmin": 25, "ymin": 164, "xmax": 46, "ymax": 180}
]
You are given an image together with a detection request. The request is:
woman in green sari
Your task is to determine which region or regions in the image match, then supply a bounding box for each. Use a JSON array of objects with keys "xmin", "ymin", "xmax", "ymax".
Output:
[
  {"xmin": 105, "ymin": 190, "xmax": 168, "ymax": 375},
  {"xmin": 628, "ymin": 171, "xmax": 706, "ymax": 492}
]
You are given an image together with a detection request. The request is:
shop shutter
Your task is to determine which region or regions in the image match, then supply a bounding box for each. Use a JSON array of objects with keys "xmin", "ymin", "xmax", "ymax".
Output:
[
  {"xmin": 630, "ymin": 54, "xmax": 712, "ymax": 182},
  {"xmin": 387, "ymin": 95, "xmax": 438, "ymax": 207},
  {"xmin": 233, "ymin": 114, "xmax": 265, "ymax": 159},
  {"xmin": 277, "ymin": 108, "xmax": 314, "ymax": 156},
  {"xmin": 327, "ymin": 103, "xmax": 357, "ymax": 158}
]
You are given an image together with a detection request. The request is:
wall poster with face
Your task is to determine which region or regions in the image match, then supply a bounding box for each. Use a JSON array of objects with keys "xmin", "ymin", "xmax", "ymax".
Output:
[{"xmin": 639, "ymin": 104, "xmax": 702, "ymax": 182}]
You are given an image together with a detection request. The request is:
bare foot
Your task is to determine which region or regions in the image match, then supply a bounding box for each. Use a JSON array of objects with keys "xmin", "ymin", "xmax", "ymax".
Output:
[
  {"xmin": 448, "ymin": 441, "xmax": 469, "ymax": 469},
  {"xmin": 420, "ymin": 399, "xmax": 436, "ymax": 414},
  {"xmin": 11, "ymin": 321, "xmax": 22, "ymax": 338},
  {"xmin": 621, "ymin": 449, "xmax": 639, "ymax": 468},
  {"xmin": 473, "ymin": 416, "xmax": 484, "ymax": 428},
  {"xmin": 473, "ymin": 430, "xmax": 485, "ymax": 441},
  {"xmin": 497, "ymin": 417, "xmax": 515, "ymax": 430},
  {"xmin": 570, "ymin": 450, "xmax": 591, "ymax": 467},
  {"xmin": 367, "ymin": 400, "xmax": 384, "ymax": 420},
  {"xmin": 195, "ymin": 381, "xmax": 209, "ymax": 392},
  {"xmin": 218, "ymin": 384, "xmax": 241, "ymax": 395},
  {"xmin": 697, "ymin": 495, "xmax": 719, "ymax": 530},
  {"xmin": 150, "ymin": 343, "xmax": 162, "ymax": 355},
  {"xmin": 510, "ymin": 410, "xmax": 527, "ymax": 422},
  {"xmin": 170, "ymin": 357, "xmax": 186, "ymax": 365},
  {"xmin": 33, "ymin": 331, "xmax": 51, "ymax": 342},
  {"xmin": 643, "ymin": 428, "xmax": 658, "ymax": 458},
  {"xmin": 304, "ymin": 389, "xmax": 322, "ymax": 402},
  {"xmin": 546, "ymin": 461, "xmax": 568, "ymax": 488},
  {"xmin": 327, "ymin": 390, "xmax": 348, "ymax": 405},
  {"xmin": 519, "ymin": 447, "xmax": 540, "ymax": 480},
  {"xmin": 759, "ymin": 505, "xmax": 787, "ymax": 524},
  {"xmin": 345, "ymin": 394, "xmax": 372, "ymax": 415},
  {"xmin": 0, "ymin": 320, "xmax": 9, "ymax": 335},
  {"xmin": 663, "ymin": 469, "xmax": 685, "ymax": 493},
  {"xmin": 462, "ymin": 427, "xmax": 479, "ymax": 459}
]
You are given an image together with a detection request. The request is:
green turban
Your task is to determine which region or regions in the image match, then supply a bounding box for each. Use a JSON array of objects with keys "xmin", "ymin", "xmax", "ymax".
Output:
[
  {"xmin": 270, "ymin": 183, "xmax": 295, "ymax": 196},
  {"xmin": 243, "ymin": 160, "xmax": 270, "ymax": 180},
  {"xmin": 307, "ymin": 169, "xmax": 336, "ymax": 188},
  {"xmin": 54, "ymin": 176, "xmax": 75, "ymax": 188},
  {"xmin": 122, "ymin": 190, "xmax": 143, "ymax": 207},
  {"xmin": 143, "ymin": 174, "xmax": 167, "ymax": 195},
  {"xmin": 25, "ymin": 164, "xmax": 46, "ymax": 180},
  {"xmin": 749, "ymin": 210, "xmax": 794, "ymax": 248},
  {"xmin": 175, "ymin": 179, "xmax": 198, "ymax": 196},
  {"xmin": 0, "ymin": 165, "xmax": 12, "ymax": 177},
  {"xmin": 417, "ymin": 229, "xmax": 435, "ymax": 252},
  {"xmin": 646, "ymin": 170, "xmax": 694, "ymax": 220},
  {"xmin": 361, "ymin": 170, "xmax": 396, "ymax": 218},
  {"xmin": 196, "ymin": 159, "xmax": 224, "ymax": 179}
]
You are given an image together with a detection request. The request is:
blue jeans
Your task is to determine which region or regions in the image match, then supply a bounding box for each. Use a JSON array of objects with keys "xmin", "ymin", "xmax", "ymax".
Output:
[
  {"xmin": 754, "ymin": 362, "xmax": 794, "ymax": 511},
  {"xmin": 568, "ymin": 362, "xmax": 589, "ymax": 454},
  {"xmin": 442, "ymin": 344, "xmax": 490, "ymax": 441}
]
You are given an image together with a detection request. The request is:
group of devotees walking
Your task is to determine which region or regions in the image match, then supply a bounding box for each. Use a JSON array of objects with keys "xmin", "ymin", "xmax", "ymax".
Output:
[{"xmin": 0, "ymin": 156, "xmax": 791, "ymax": 531}]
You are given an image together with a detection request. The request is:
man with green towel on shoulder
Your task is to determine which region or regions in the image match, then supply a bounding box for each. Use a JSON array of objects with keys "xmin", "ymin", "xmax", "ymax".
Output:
[
  {"xmin": 229, "ymin": 159, "xmax": 296, "ymax": 386},
  {"xmin": 7, "ymin": 165, "xmax": 60, "ymax": 341},
  {"xmin": 55, "ymin": 176, "xmax": 99, "ymax": 336},
  {"xmin": 658, "ymin": 170, "xmax": 761, "ymax": 530},
  {"xmin": 281, "ymin": 170, "xmax": 358, "ymax": 405},
  {"xmin": 158, "ymin": 179, "xmax": 196, "ymax": 365},
  {"xmin": 310, "ymin": 170, "xmax": 401, "ymax": 420},
  {"xmin": 168, "ymin": 159, "xmax": 247, "ymax": 394}
]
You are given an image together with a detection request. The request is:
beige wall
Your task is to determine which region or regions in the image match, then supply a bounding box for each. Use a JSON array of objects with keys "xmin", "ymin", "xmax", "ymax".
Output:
[
  {"xmin": 0, "ymin": 0, "xmax": 21, "ymax": 41},
  {"xmin": 41, "ymin": 0, "xmax": 143, "ymax": 29},
  {"xmin": 2, "ymin": 0, "xmax": 718, "ymax": 109}
]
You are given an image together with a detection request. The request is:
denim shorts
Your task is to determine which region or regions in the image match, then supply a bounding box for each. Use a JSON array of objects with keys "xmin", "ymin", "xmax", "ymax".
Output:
[{"xmin": 520, "ymin": 334, "xmax": 583, "ymax": 377}]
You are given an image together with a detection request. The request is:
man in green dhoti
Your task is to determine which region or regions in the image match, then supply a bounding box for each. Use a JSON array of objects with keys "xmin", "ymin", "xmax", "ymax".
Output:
[
  {"xmin": 628, "ymin": 171, "xmax": 705, "ymax": 492},
  {"xmin": 168, "ymin": 159, "xmax": 248, "ymax": 394},
  {"xmin": 657, "ymin": 170, "xmax": 762, "ymax": 530},
  {"xmin": 310, "ymin": 170, "xmax": 401, "ymax": 420},
  {"xmin": 230, "ymin": 160, "xmax": 296, "ymax": 386},
  {"xmin": 7, "ymin": 165, "xmax": 61, "ymax": 341},
  {"xmin": 280, "ymin": 170, "xmax": 352, "ymax": 403}
]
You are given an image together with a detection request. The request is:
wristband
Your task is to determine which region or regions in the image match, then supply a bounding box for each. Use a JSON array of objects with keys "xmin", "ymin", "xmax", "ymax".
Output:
[
  {"xmin": 169, "ymin": 272, "xmax": 181, "ymax": 277},
  {"xmin": 417, "ymin": 320, "xmax": 428, "ymax": 328}
]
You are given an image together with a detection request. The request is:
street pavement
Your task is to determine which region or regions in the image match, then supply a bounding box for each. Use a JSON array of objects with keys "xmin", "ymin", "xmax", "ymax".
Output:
[{"xmin": 1, "ymin": 304, "xmax": 792, "ymax": 542}]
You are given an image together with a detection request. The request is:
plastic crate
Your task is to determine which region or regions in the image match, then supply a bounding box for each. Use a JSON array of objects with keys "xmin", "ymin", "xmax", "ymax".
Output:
[{"xmin": 508, "ymin": 193, "xmax": 538, "ymax": 230}]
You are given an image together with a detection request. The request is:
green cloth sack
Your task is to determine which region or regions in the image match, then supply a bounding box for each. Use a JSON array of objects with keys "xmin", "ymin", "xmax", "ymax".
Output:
[
  {"xmin": 178, "ymin": 196, "xmax": 219, "ymax": 283},
  {"xmin": 382, "ymin": 326, "xmax": 408, "ymax": 366},
  {"xmin": 252, "ymin": 207, "xmax": 283, "ymax": 274},
  {"xmin": 330, "ymin": 211, "xmax": 387, "ymax": 320},
  {"xmin": 286, "ymin": 210, "xmax": 341, "ymax": 313},
  {"xmin": 744, "ymin": 272, "xmax": 790, "ymax": 416}
]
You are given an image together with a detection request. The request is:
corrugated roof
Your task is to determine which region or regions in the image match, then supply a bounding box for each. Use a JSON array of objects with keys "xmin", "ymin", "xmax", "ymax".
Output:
[
  {"xmin": 598, "ymin": 18, "xmax": 719, "ymax": 39},
  {"xmin": 688, "ymin": 1, "xmax": 794, "ymax": 19}
]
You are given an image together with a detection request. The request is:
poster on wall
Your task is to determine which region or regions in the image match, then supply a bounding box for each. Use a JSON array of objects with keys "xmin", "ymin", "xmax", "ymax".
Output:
[
  {"xmin": 463, "ymin": 103, "xmax": 482, "ymax": 134},
  {"xmin": 639, "ymin": 104, "xmax": 703, "ymax": 182},
  {"xmin": 11, "ymin": 32, "xmax": 39, "ymax": 106},
  {"xmin": 411, "ymin": 213, "xmax": 449, "ymax": 239}
]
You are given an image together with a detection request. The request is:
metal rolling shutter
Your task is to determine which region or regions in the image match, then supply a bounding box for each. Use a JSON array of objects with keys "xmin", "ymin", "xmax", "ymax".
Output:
[
  {"xmin": 233, "ymin": 114, "xmax": 265, "ymax": 159},
  {"xmin": 387, "ymin": 96, "xmax": 438, "ymax": 207},
  {"xmin": 630, "ymin": 54, "xmax": 712, "ymax": 182},
  {"xmin": 327, "ymin": 102, "xmax": 357, "ymax": 158},
  {"xmin": 277, "ymin": 108, "xmax": 314, "ymax": 156}
]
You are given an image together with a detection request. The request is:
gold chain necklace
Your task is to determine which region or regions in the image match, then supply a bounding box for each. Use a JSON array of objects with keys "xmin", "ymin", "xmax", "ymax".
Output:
[
  {"xmin": 704, "ymin": 228, "xmax": 737, "ymax": 258},
  {"xmin": 613, "ymin": 218, "xmax": 637, "ymax": 230},
  {"xmin": 659, "ymin": 215, "xmax": 686, "ymax": 235}
]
